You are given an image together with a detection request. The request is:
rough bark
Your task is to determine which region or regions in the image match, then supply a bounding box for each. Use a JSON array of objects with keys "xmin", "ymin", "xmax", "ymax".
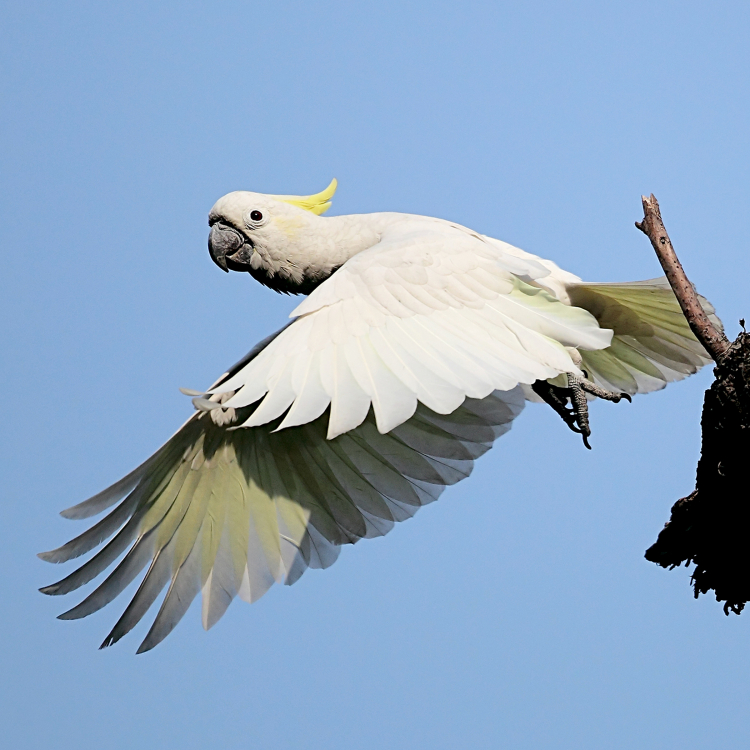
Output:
[
  {"xmin": 636, "ymin": 195, "xmax": 750, "ymax": 614},
  {"xmin": 635, "ymin": 194, "xmax": 729, "ymax": 360}
]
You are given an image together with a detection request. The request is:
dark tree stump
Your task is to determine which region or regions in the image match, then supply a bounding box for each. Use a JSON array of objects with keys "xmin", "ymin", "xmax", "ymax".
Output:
[
  {"xmin": 634, "ymin": 195, "xmax": 749, "ymax": 614},
  {"xmin": 645, "ymin": 331, "xmax": 750, "ymax": 613}
]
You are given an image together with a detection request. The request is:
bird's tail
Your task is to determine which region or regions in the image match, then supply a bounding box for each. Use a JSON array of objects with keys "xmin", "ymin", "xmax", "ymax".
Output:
[{"xmin": 566, "ymin": 277, "xmax": 722, "ymax": 394}]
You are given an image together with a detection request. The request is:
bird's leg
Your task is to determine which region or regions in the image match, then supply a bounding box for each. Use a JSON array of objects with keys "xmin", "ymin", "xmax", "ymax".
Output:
[
  {"xmin": 566, "ymin": 374, "xmax": 592, "ymax": 449},
  {"xmin": 565, "ymin": 373, "xmax": 632, "ymax": 450},
  {"xmin": 532, "ymin": 374, "xmax": 631, "ymax": 450}
]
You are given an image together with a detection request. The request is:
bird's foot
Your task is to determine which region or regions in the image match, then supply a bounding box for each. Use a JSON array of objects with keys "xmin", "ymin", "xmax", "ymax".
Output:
[
  {"xmin": 532, "ymin": 373, "xmax": 631, "ymax": 450},
  {"xmin": 568, "ymin": 373, "xmax": 632, "ymax": 404},
  {"xmin": 190, "ymin": 390, "xmax": 239, "ymax": 426},
  {"xmin": 531, "ymin": 379, "xmax": 583, "ymax": 435}
]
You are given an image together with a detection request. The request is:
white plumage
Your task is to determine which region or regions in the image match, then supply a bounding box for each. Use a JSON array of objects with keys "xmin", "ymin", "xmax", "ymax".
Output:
[
  {"xmin": 213, "ymin": 216, "xmax": 614, "ymax": 438},
  {"xmin": 40, "ymin": 179, "xmax": 721, "ymax": 651}
]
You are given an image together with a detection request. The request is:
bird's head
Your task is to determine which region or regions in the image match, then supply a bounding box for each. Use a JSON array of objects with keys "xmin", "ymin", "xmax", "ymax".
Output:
[{"xmin": 207, "ymin": 179, "xmax": 337, "ymax": 275}]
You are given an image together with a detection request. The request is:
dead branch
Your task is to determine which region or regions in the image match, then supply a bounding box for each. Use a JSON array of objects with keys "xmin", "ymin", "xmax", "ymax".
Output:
[{"xmin": 635, "ymin": 194, "xmax": 730, "ymax": 362}]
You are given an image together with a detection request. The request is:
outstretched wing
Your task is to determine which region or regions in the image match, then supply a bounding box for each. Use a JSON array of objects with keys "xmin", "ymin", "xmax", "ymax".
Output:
[
  {"xmin": 212, "ymin": 222, "xmax": 613, "ymax": 439},
  {"xmin": 567, "ymin": 277, "xmax": 722, "ymax": 394},
  {"xmin": 40, "ymin": 381, "xmax": 524, "ymax": 652}
]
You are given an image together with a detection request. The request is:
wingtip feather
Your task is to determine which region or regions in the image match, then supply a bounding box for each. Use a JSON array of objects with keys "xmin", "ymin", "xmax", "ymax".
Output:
[{"xmin": 57, "ymin": 608, "xmax": 82, "ymax": 620}]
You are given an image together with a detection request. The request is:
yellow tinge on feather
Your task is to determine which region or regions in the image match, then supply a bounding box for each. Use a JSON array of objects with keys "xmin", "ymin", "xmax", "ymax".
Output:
[{"xmin": 271, "ymin": 178, "xmax": 337, "ymax": 215}]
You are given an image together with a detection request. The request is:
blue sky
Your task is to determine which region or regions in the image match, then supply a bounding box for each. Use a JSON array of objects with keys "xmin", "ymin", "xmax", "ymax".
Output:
[{"xmin": 2, "ymin": 1, "xmax": 749, "ymax": 748}]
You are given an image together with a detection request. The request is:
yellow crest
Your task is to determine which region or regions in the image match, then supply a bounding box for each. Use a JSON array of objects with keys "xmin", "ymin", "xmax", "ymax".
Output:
[{"xmin": 271, "ymin": 178, "xmax": 338, "ymax": 216}]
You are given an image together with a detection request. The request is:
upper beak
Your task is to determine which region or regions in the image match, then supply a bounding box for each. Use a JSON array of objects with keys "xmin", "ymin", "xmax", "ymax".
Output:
[{"xmin": 208, "ymin": 223, "xmax": 248, "ymax": 273}]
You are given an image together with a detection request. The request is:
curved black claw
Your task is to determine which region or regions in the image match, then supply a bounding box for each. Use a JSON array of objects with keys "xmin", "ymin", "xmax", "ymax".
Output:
[{"xmin": 533, "ymin": 374, "xmax": 632, "ymax": 450}]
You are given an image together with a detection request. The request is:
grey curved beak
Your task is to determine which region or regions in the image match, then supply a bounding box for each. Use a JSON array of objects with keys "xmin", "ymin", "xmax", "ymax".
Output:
[{"xmin": 208, "ymin": 223, "xmax": 247, "ymax": 273}]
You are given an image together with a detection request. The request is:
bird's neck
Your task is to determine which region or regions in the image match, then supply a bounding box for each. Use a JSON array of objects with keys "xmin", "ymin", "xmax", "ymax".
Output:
[{"xmin": 254, "ymin": 213, "xmax": 402, "ymax": 295}]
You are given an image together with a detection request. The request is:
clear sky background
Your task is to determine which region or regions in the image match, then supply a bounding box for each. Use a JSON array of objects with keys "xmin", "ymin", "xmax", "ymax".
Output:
[{"xmin": 2, "ymin": 1, "xmax": 749, "ymax": 748}]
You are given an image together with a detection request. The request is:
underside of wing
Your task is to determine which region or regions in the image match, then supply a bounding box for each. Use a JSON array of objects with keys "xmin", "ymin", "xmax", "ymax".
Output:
[
  {"xmin": 39, "ymin": 387, "xmax": 525, "ymax": 652},
  {"xmin": 567, "ymin": 277, "xmax": 722, "ymax": 394}
]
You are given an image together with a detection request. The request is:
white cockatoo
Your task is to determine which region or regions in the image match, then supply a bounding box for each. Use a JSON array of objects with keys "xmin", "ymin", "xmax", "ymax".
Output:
[{"xmin": 40, "ymin": 180, "xmax": 721, "ymax": 652}]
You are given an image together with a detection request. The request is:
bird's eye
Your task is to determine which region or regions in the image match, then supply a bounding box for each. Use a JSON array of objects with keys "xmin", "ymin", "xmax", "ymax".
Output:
[{"xmin": 250, "ymin": 210, "xmax": 263, "ymax": 222}]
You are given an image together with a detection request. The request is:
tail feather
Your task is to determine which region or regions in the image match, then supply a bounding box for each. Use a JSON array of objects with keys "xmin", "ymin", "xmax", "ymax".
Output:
[{"xmin": 567, "ymin": 277, "xmax": 721, "ymax": 394}]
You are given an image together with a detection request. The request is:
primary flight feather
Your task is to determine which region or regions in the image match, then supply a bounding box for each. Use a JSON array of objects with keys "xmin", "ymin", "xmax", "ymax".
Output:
[{"xmin": 40, "ymin": 179, "xmax": 721, "ymax": 651}]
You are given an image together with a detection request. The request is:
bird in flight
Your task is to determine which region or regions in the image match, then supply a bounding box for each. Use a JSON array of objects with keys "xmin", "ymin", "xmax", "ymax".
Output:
[{"xmin": 40, "ymin": 179, "xmax": 720, "ymax": 652}]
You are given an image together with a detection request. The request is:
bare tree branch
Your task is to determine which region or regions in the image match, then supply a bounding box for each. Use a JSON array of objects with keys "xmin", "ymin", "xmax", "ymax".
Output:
[{"xmin": 635, "ymin": 194, "xmax": 730, "ymax": 362}]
